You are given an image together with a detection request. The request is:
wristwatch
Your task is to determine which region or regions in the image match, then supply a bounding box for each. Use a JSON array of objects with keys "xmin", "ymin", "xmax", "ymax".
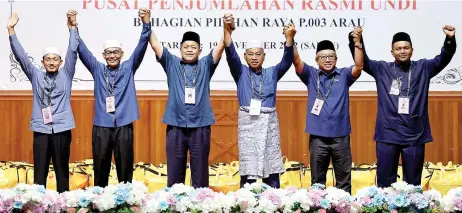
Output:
[{"xmin": 354, "ymin": 43, "xmax": 363, "ymax": 49}]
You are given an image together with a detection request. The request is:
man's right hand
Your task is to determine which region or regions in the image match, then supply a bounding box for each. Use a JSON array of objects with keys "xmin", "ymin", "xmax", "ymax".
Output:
[
  {"xmin": 350, "ymin": 27, "xmax": 363, "ymax": 45},
  {"xmin": 139, "ymin": 8, "xmax": 151, "ymax": 24},
  {"xmin": 7, "ymin": 13, "xmax": 19, "ymax": 30},
  {"xmin": 223, "ymin": 13, "xmax": 235, "ymax": 32},
  {"xmin": 67, "ymin": 9, "xmax": 78, "ymax": 28},
  {"xmin": 283, "ymin": 24, "xmax": 296, "ymax": 40}
]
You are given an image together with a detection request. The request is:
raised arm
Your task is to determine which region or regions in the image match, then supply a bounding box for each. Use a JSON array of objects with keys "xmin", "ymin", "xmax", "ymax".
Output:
[
  {"xmin": 76, "ymin": 29, "xmax": 100, "ymax": 75},
  {"xmin": 292, "ymin": 40, "xmax": 310, "ymax": 85},
  {"xmin": 129, "ymin": 8, "xmax": 152, "ymax": 73},
  {"xmin": 273, "ymin": 24, "xmax": 295, "ymax": 81},
  {"xmin": 293, "ymin": 41, "xmax": 305, "ymax": 77},
  {"xmin": 348, "ymin": 31, "xmax": 379, "ymax": 78},
  {"xmin": 425, "ymin": 25, "xmax": 457, "ymax": 78},
  {"xmin": 149, "ymin": 13, "xmax": 163, "ymax": 60},
  {"xmin": 223, "ymin": 13, "xmax": 242, "ymax": 82},
  {"xmin": 8, "ymin": 13, "xmax": 36, "ymax": 81},
  {"xmin": 150, "ymin": 26, "xmax": 175, "ymax": 72},
  {"xmin": 212, "ymin": 14, "xmax": 228, "ymax": 65},
  {"xmin": 63, "ymin": 9, "xmax": 79, "ymax": 79},
  {"xmin": 212, "ymin": 37, "xmax": 224, "ymax": 65},
  {"xmin": 350, "ymin": 27, "xmax": 364, "ymax": 79}
]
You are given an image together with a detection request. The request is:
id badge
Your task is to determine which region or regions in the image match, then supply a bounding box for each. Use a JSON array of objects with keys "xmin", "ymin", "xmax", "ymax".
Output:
[
  {"xmin": 185, "ymin": 87, "xmax": 196, "ymax": 104},
  {"xmin": 249, "ymin": 99, "xmax": 262, "ymax": 116},
  {"xmin": 311, "ymin": 98, "xmax": 325, "ymax": 116},
  {"xmin": 42, "ymin": 106, "xmax": 53, "ymax": 124},
  {"xmin": 106, "ymin": 96, "xmax": 115, "ymax": 113},
  {"xmin": 398, "ymin": 97, "xmax": 410, "ymax": 114},
  {"xmin": 389, "ymin": 79, "xmax": 401, "ymax": 96}
]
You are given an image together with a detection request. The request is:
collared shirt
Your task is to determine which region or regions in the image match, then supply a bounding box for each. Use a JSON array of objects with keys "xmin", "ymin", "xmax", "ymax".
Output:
[
  {"xmin": 157, "ymin": 48, "xmax": 219, "ymax": 128},
  {"xmin": 297, "ymin": 64, "xmax": 356, "ymax": 138},
  {"xmin": 225, "ymin": 42, "xmax": 294, "ymax": 107},
  {"xmin": 77, "ymin": 23, "xmax": 151, "ymax": 128},
  {"xmin": 350, "ymin": 36, "xmax": 457, "ymax": 145},
  {"xmin": 9, "ymin": 29, "xmax": 79, "ymax": 134}
]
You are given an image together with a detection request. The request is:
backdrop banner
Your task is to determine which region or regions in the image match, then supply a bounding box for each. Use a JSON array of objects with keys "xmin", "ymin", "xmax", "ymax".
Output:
[{"xmin": 0, "ymin": 0, "xmax": 461, "ymax": 91}]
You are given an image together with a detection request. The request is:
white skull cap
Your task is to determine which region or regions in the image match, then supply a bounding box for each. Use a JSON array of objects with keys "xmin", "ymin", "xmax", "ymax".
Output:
[
  {"xmin": 246, "ymin": 40, "xmax": 263, "ymax": 49},
  {"xmin": 42, "ymin": 47, "xmax": 61, "ymax": 57},
  {"xmin": 104, "ymin": 40, "xmax": 122, "ymax": 50}
]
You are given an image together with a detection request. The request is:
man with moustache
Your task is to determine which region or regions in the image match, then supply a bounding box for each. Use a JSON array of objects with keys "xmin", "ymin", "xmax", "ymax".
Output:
[
  {"xmin": 293, "ymin": 28, "xmax": 364, "ymax": 194},
  {"xmin": 75, "ymin": 8, "xmax": 152, "ymax": 187},
  {"xmin": 348, "ymin": 26, "xmax": 457, "ymax": 187},
  {"xmin": 222, "ymin": 13, "xmax": 295, "ymax": 188},
  {"xmin": 148, "ymin": 16, "xmax": 225, "ymax": 188},
  {"xmin": 8, "ymin": 11, "xmax": 79, "ymax": 192}
]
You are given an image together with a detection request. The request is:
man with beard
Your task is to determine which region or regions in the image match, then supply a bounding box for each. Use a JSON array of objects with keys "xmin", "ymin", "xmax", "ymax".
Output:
[
  {"xmin": 8, "ymin": 10, "xmax": 79, "ymax": 192},
  {"xmin": 348, "ymin": 26, "xmax": 456, "ymax": 187}
]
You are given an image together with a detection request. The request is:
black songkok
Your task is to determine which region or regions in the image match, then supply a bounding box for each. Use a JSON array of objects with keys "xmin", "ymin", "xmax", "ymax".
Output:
[
  {"xmin": 181, "ymin": 31, "xmax": 200, "ymax": 45},
  {"xmin": 392, "ymin": 32, "xmax": 412, "ymax": 46},
  {"xmin": 316, "ymin": 40, "xmax": 335, "ymax": 53}
]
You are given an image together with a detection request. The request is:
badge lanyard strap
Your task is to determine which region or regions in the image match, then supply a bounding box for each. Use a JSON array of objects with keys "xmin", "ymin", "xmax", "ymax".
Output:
[
  {"xmin": 250, "ymin": 69, "xmax": 264, "ymax": 100},
  {"xmin": 316, "ymin": 71, "xmax": 335, "ymax": 100},
  {"xmin": 393, "ymin": 63, "xmax": 412, "ymax": 97},
  {"xmin": 41, "ymin": 74, "xmax": 57, "ymax": 107},
  {"xmin": 181, "ymin": 64, "xmax": 198, "ymax": 87},
  {"xmin": 105, "ymin": 67, "xmax": 119, "ymax": 97}
]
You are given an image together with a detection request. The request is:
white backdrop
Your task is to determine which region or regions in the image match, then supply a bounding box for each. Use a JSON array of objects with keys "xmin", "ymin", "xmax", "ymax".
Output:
[{"xmin": 0, "ymin": 0, "xmax": 461, "ymax": 91}]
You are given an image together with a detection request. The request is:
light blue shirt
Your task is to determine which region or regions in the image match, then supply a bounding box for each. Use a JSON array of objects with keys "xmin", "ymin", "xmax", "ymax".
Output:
[
  {"xmin": 77, "ymin": 23, "xmax": 151, "ymax": 128},
  {"xmin": 9, "ymin": 29, "xmax": 79, "ymax": 134}
]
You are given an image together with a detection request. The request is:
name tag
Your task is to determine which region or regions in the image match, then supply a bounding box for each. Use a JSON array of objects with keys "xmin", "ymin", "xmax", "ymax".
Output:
[
  {"xmin": 185, "ymin": 87, "xmax": 196, "ymax": 104},
  {"xmin": 42, "ymin": 106, "xmax": 53, "ymax": 124},
  {"xmin": 311, "ymin": 98, "xmax": 324, "ymax": 116},
  {"xmin": 389, "ymin": 79, "xmax": 401, "ymax": 96},
  {"xmin": 106, "ymin": 96, "xmax": 115, "ymax": 113},
  {"xmin": 398, "ymin": 97, "xmax": 410, "ymax": 114},
  {"xmin": 249, "ymin": 99, "xmax": 261, "ymax": 116}
]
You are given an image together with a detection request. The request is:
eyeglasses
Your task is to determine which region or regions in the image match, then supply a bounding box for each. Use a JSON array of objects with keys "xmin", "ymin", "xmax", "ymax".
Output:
[
  {"xmin": 103, "ymin": 50, "xmax": 122, "ymax": 56},
  {"xmin": 318, "ymin": 55, "xmax": 336, "ymax": 61}
]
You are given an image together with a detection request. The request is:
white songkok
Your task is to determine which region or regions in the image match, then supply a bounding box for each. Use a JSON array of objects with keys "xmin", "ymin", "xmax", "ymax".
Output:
[
  {"xmin": 103, "ymin": 40, "xmax": 122, "ymax": 50},
  {"xmin": 246, "ymin": 40, "xmax": 263, "ymax": 49},
  {"xmin": 42, "ymin": 47, "xmax": 61, "ymax": 57}
]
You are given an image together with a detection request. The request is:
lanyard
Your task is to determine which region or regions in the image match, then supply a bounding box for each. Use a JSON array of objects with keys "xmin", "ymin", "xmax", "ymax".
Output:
[
  {"xmin": 181, "ymin": 64, "xmax": 198, "ymax": 87},
  {"xmin": 316, "ymin": 71, "xmax": 336, "ymax": 100},
  {"xmin": 393, "ymin": 63, "xmax": 412, "ymax": 97},
  {"xmin": 105, "ymin": 67, "xmax": 119, "ymax": 97},
  {"xmin": 41, "ymin": 74, "xmax": 57, "ymax": 107},
  {"xmin": 250, "ymin": 69, "xmax": 264, "ymax": 100}
]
